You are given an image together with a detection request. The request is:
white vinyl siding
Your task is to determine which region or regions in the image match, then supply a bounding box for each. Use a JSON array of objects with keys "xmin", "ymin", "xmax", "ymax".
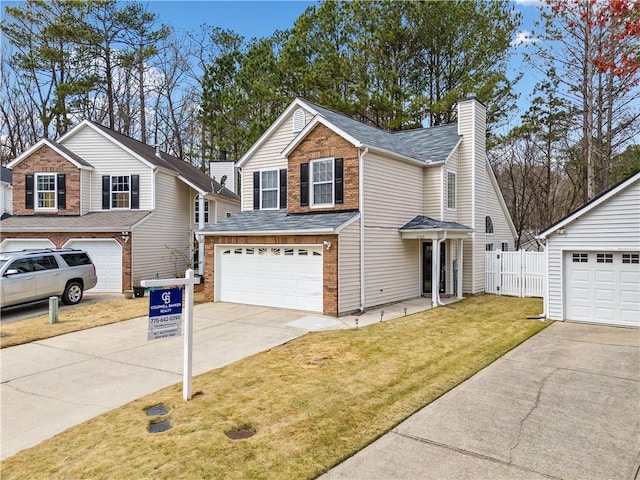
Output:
[
  {"xmin": 241, "ymin": 108, "xmax": 311, "ymax": 211},
  {"xmin": 131, "ymin": 172, "xmax": 192, "ymax": 282},
  {"xmin": 546, "ymin": 180, "xmax": 640, "ymax": 322},
  {"xmin": 338, "ymin": 218, "xmax": 361, "ymax": 314},
  {"xmin": 484, "ymin": 162, "xmax": 514, "ymax": 253},
  {"xmin": 80, "ymin": 169, "xmax": 91, "ymax": 215},
  {"xmin": 60, "ymin": 126, "xmax": 154, "ymax": 211},
  {"xmin": 423, "ymin": 166, "xmax": 441, "ymax": 218},
  {"xmin": 363, "ymin": 152, "xmax": 423, "ymax": 307}
]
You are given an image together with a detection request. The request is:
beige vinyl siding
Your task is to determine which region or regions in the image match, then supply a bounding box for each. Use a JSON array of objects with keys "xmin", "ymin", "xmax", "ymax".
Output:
[
  {"xmin": 80, "ymin": 169, "xmax": 91, "ymax": 215},
  {"xmin": 1, "ymin": 183, "xmax": 11, "ymax": 215},
  {"xmin": 338, "ymin": 218, "xmax": 361, "ymax": 314},
  {"xmin": 423, "ymin": 166, "xmax": 441, "ymax": 218},
  {"xmin": 546, "ymin": 180, "xmax": 640, "ymax": 320},
  {"xmin": 363, "ymin": 152, "xmax": 422, "ymax": 307},
  {"xmin": 132, "ymin": 172, "xmax": 193, "ymax": 281},
  {"xmin": 484, "ymin": 162, "xmax": 514, "ymax": 251},
  {"xmin": 241, "ymin": 108, "xmax": 312, "ymax": 211},
  {"xmin": 61, "ymin": 127, "xmax": 154, "ymax": 211}
]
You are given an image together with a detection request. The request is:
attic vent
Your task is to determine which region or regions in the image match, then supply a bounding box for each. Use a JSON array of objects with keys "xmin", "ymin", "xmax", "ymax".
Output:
[{"xmin": 292, "ymin": 108, "xmax": 305, "ymax": 132}]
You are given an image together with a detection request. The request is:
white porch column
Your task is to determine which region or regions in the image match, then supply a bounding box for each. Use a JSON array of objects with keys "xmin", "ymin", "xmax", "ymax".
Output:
[
  {"xmin": 457, "ymin": 239, "xmax": 464, "ymax": 299},
  {"xmin": 198, "ymin": 194, "xmax": 205, "ymax": 276},
  {"xmin": 431, "ymin": 238, "xmax": 440, "ymax": 307}
]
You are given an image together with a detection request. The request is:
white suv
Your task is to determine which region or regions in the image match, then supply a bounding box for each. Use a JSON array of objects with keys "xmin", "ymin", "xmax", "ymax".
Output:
[{"xmin": 0, "ymin": 248, "xmax": 98, "ymax": 308}]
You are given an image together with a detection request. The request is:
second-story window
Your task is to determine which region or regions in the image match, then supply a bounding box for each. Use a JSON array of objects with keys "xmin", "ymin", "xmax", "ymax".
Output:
[
  {"xmin": 447, "ymin": 171, "xmax": 456, "ymax": 210},
  {"xmin": 261, "ymin": 170, "xmax": 279, "ymax": 209},
  {"xmin": 195, "ymin": 200, "xmax": 210, "ymax": 223},
  {"xmin": 311, "ymin": 158, "xmax": 334, "ymax": 207},
  {"xmin": 36, "ymin": 173, "xmax": 57, "ymax": 209},
  {"xmin": 111, "ymin": 175, "xmax": 130, "ymax": 209}
]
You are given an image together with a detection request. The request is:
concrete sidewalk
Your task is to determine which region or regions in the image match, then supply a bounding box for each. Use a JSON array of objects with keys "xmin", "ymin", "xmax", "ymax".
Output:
[
  {"xmin": 322, "ymin": 322, "xmax": 640, "ymax": 480},
  {"xmin": 0, "ymin": 297, "xmax": 437, "ymax": 460}
]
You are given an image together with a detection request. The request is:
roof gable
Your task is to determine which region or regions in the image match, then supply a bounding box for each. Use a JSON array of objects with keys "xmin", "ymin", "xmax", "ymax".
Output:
[
  {"xmin": 7, "ymin": 138, "xmax": 94, "ymax": 170},
  {"xmin": 59, "ymin": 120, "xmax": 239, "ymax": 202},
  {"xmin": 539, "ymin": 171, "xmax": 640, "ymax": 238}
]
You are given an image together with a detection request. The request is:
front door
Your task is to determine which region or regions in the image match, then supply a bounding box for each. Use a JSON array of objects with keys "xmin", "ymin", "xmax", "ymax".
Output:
[{"xmin": 422, "ymin": 241, "xmax": 446, "ymax": 295}]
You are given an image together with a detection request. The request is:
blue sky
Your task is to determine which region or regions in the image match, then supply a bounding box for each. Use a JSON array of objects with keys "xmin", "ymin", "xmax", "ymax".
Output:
[{"xmin": 147, "ymin": 0, "xmax": 543, "ymax": 125}]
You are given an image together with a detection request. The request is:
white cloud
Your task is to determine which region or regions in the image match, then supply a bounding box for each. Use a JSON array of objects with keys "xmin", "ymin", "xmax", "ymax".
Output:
[
  {"xmin": 513, "ymin": 0, "xmax": 543, "ymax": 6},
  {"xmin": 511, "ymin": 30, "xmax": 538, "ymax": 47}
]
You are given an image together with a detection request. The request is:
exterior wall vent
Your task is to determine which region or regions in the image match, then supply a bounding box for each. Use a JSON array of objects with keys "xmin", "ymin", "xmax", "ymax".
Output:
[{"xmin": 292, "ymin": 108, "xmax": 305, "ymax": 133}]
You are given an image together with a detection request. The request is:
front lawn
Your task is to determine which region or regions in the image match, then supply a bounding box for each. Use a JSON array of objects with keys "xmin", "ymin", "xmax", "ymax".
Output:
[{"xmin": 0, "ymin": 296, "xmax": 548, "ymax": 479}]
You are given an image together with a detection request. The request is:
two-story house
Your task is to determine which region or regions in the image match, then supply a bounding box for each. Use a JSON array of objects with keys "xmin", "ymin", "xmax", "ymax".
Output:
[
  {"xmin": 0, "ymin": 121, "xmax": 240, "ymax": 293},
  {"xmin": 199, "ymin": 96, "xmax": 515, "ymax": 316}
]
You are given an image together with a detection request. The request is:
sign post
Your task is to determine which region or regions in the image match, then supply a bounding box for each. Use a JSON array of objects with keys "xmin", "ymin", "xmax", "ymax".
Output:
[{"xmin": 141, "ymin": 269, "xmax": 200, "ymax": 401}]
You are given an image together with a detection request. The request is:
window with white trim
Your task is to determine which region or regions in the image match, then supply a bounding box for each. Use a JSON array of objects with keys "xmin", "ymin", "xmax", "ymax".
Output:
[
  {"xmin": 311, "ymin": 158, "xmax": 334, "ymax": 206},
  {"xmin": 485, "ymin": 243, "xmax": 494, "ymax": 251},
  {"xmin": 622, "ymin": 253, "xmax": 639, "ymax": 264},
  {"xmin": 501, "ymin": 242, "xmax": 509, "ymax": 251},
  {"xmin": 35, "ymin": 173, "xmax": 57, "ymax": 210},
  {"xmin": 572, "ymin": 253, "xmax": 588, "ymax": 263},
  {"xmin": 260, "ymin": 170, "xmax": 279, "ymax": 209},
  {"xmin": 195, "ymin": 200, "xmax": 210, "ymax": 223},
  {"xmin": 447, "ymin": 171, "xmax": 456, "ymax": 209},
  {"xmin": 111, "ymin": 175, "xmax": 130, "ymax": 209},
  {"xmin": 596, "ymin": 253, "xmax": 613, "ymax": 263}
]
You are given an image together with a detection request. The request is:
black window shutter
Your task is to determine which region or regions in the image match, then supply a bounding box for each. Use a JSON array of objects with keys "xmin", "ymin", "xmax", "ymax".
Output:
[
  {"xmin": 300, "ymin": 163, "xmax": 309, "ymax": 207},
  {"xmin": 334, "ymin": 158, "xmax": 344, "ymax": 204},
  {"xmin": 131, "ymin": 175, "xmax": 139, "ymax": 209},
  {"xmin": 25, "ymin": 174, "xmax": 34, "ymax": 209},
  {"xmin": 279, "ymin": 169, "xmax": 287, "ymax": 209},
  {"xmin": 102, "ymin": 176, "xmax": 110, "ymax": 209},
  {"xmin": 253, "ymin": 171, "xmax": 260, "ymax": 209},
  {"xmin": 57, "ymin": 174, "xmax": 66, "ymax": 209}
]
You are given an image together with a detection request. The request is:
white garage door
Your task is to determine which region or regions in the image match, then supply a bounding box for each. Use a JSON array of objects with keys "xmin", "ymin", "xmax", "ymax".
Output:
[
  {"xmin": 218, "ymin": 245, "xmax": 323, "ymax": 312},
  {"xmin": 565, "ymin": 251, "xmax": 640, "ymax": 327},
  {"xmin": 64, "ymin": 239, "xmax": 122, "ymax": 293},
  {"xmin": 0, "ymin": 239, "xmax": 55, "ymax": 252}
]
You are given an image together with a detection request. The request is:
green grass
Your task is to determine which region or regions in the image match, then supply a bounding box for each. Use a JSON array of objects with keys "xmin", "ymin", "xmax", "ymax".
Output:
[{"xmin": 1, "ymin": 295, "xmax": 548, "ymax": 479}]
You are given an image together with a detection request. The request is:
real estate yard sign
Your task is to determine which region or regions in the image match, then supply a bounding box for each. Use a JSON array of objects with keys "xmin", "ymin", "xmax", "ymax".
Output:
[{"xmin": 147, "ymin": 287, "xmax": 183, "ymax": 340}]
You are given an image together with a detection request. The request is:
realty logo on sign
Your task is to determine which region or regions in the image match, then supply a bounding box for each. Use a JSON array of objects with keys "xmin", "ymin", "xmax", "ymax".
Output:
[{"xmin": 147, "ymin": 287, "xmax": 183, "ymax": 340}]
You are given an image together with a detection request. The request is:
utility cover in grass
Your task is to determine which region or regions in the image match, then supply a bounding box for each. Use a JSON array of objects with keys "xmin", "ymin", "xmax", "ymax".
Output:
[
  {"xmin": 148, "ymin": 420, "xmax": 171, "ymax": 433},
  {"xmin": 145, "ymin": 404, "xmax": 168, "ymax": 416},
  {"xmin": 225, "ymin": 429, "xmax": 256, "ymax": 440}
]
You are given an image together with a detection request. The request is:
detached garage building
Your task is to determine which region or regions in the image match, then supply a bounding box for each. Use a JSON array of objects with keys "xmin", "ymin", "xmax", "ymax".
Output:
[{"xmin": 539, "ymin": 172, "xmax": 640, "ymax": 327}]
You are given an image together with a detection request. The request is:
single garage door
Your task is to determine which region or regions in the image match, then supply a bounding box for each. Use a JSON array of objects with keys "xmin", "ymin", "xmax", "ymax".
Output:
[
  {"xmin": 565, "ymin": 251, "xmax": 640, "ymax": 327},
  {"xmin": 0, "ymin": 238, "xmax": 55, "ymax": 252},
  {"xmin": 64, "ymin": 239, "xmax": 122, "ymax": 293},
  {"xmin": 218, "ymin": 245, "xmax": 323, "ymax": 312}
]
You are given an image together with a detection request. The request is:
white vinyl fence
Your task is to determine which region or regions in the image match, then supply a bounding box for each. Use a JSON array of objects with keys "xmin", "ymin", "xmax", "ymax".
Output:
[{"xmin": 486, "ymin": 250, "xmax": 545, "ymax": 298}]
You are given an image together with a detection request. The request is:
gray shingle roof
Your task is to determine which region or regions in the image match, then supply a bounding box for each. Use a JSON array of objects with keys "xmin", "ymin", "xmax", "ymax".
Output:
[
  {"xmin": 199, "ymin": 209, "xmax": 359, "ymax": 234},
  {"xmin": 89, "ymin": 122, "xmax": 240, "ymax": 202},
  {"xmin": 50, "ymin": 140, "xmax": 94, "ymax": 168},
  {"xmin": 399, "ymin": 216, "xmax": 472, "ymax": 232},
  {"xmin": 304, "ymin": 100, "xmax": 462, "ymax": 164},
  {"xmin": 0, "ymin": 211, "xmax": 152, "ymax": 232}
]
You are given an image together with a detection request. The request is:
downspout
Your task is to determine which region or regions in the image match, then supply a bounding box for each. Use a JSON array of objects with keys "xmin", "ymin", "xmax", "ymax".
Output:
[{"xmin": 359, "ymin": 147, "xmax": 368, "ymax": 312}]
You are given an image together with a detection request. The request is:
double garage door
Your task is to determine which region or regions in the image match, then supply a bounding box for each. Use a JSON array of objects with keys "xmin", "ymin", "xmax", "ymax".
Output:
[
  {"xmin": 217, "ymin": 245, "xmax": 323, "ymax": 312},
  {"xmin": 0, "ymin": 238, "xmax": 122, "ymax": 293},
  {"xmin": 565, "ymin": 251, "xmax": 639, "ymax": 327}
]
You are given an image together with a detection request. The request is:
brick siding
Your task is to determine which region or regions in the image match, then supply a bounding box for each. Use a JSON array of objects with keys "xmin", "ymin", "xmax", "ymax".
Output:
[
  {"xmin": 287, "ymin": 124, "xmax": 359, "ymax": 214},
  {"xmin": 12, "ymin": 145, "xmax": 81, "ymax": 216}
]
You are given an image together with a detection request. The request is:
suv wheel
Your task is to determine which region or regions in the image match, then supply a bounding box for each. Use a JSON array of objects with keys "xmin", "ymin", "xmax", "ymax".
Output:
[{"xmin": 62, "ymin": 281, "xmax": 83, "ymax": 305}]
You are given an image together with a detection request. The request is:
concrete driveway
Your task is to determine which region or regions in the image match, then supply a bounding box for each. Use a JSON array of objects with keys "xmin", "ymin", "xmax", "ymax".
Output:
[
  {"xmin": 322, "ymin": 322, "xmax": 640, "ymax": 480},
  {"xmin": 0, "ymin": 302, "xmax": 350, "ymax": 460}
]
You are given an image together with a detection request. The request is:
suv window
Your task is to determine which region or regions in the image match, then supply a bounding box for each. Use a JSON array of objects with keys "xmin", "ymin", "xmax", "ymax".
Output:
[
  {"xmin": 61, "ymin": 253, "xmax": 92, "ymax": 266},
  {"xmin": 10, "ymin": 255, "xmax": 59, "ymax": 273}
]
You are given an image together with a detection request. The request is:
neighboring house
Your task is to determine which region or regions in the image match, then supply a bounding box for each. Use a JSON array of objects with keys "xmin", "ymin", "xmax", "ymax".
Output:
[
  {"xmin": 0, "ymin": 121, "xmax": 240, "ymax": 293},
  {"xmin": 0, "ymin": 166, "xmax": 12, "ymax": 219},
  {"xmin": 199, "ymin": 96, "xmax": 515, "ymax": 316},
  {"xmin": 539, "ymin": 171, "xmax": 640, "ymax": 327}
]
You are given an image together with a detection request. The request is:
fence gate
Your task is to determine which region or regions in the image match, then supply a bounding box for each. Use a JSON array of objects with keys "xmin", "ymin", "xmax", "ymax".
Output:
[{"xmin": 485, "ymin": 250, "xmax": 545, "ymax": 298}]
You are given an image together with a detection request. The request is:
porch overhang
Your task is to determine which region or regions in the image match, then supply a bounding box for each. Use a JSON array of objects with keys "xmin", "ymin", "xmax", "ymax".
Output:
[{"xmin": 398, "ymin": 216, "xmax": 473, "ymax": 240}]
